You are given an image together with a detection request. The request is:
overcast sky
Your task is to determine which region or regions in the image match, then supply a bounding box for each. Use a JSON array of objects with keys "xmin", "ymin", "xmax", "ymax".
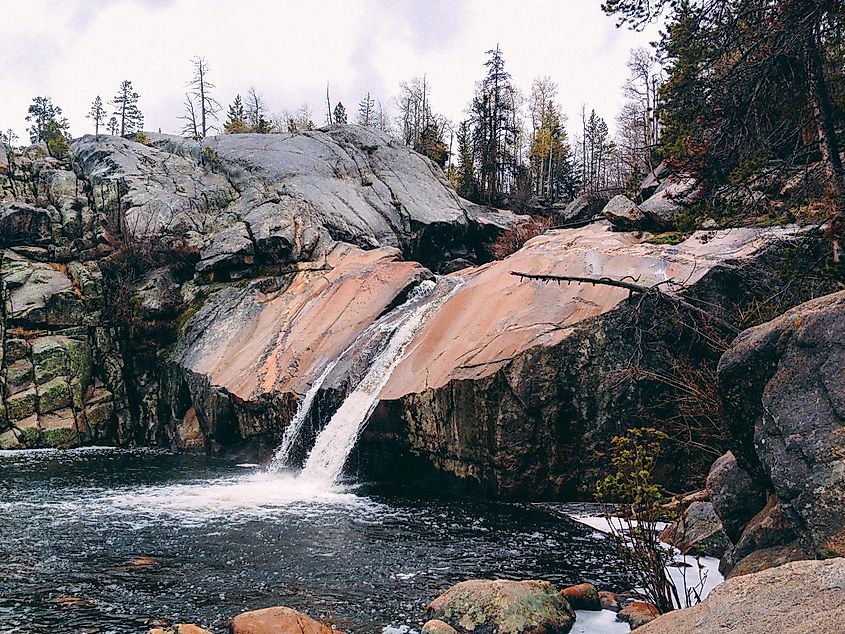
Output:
[{"xmin": 2, "ymin": 0, "xmax": 660, "ymax": 143}]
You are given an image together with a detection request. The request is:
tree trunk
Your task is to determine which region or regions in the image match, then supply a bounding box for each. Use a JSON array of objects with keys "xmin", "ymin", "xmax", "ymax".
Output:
[{"xmin": 808, "ymin": 24, "xmax": 845, "ymax": 261}]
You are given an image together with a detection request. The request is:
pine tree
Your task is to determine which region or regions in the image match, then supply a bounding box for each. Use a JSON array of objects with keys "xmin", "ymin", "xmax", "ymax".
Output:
[
  {"xmin": 111, "ymin": 80, "xmax": 143, "ymax": 136},
  {"xmin": 357, "ymin": 92, "xmax": 376, "ymax": 127},
  {"xmin": 224, "ymin": 94, "xmax": 249, "ymax": 133},
  {"xmin": 470, "ymin": 45, "xmax": 520, "ymax": 204},
  {"xmin": 107, "ymin": 117, "xmax": 119, "ymax": 136},
  {"xmin": 455, "ymin": 120, "xmax": 479, "ymax": 201},
  {"xmin": 333, "ymin": 102, "xmax": 347, "ymax": 125},
  {"xmin": 87, "ymin": 96, "xmax": 106, "ymax": 139},
  {"xmin": 25, "ymin": 96, "xmax": 69, "ymax": 144}
]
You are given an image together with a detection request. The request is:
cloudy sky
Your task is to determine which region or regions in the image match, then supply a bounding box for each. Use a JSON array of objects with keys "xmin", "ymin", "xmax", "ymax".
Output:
[{"xmin": 1, "ymin": 0, "xmax": 660, "ymax": 143}]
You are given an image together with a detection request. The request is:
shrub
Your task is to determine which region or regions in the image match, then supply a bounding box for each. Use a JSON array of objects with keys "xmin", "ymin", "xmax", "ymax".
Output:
[
  {"xmin": 596, "ymin": 427, "xmax": 679, "ymax": 613},
  {"xmin": 490, "ymin": 216, "xmax": 557, "ymax": 259}
]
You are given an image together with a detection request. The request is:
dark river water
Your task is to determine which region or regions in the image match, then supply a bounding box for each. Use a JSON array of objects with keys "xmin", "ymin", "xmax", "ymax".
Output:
[{"xmin": 0, "ymin": 448, "xmax": 632, "ymax": 633}]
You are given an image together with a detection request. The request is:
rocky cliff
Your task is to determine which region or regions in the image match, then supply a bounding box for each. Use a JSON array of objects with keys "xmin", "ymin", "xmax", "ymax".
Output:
[
  {"xmin": 710, "ymin": 290, "xmax": 845, "ymax": 572},
  {"xmin": 1, "ymin": 127, "xmax": 838, "ymax": 501}
]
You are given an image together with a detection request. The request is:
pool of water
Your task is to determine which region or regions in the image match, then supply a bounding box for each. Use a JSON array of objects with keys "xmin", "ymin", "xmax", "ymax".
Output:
[{"xmin": 0, "ymin": 448, "xmax": 633, "ymax": 633}]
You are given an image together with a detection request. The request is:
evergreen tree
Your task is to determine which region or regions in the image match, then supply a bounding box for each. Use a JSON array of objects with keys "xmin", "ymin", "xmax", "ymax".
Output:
[
  {"xmin": 107, "ymin": 117, "xmax": 119, "ymax": 136},
  {"xmin": 333, "ymin": 102, "xmax": 347, "ymax": 125},
  {"xmin": 605, "ymin": 0, "xmax": 845, "ymax": 251},
  {"xmin": 455, "ymin": 120, "xmax": 479, "ymax": 201},
  {"xmin": 87, "ymin": 96, "xmax": 106, "ymax": 139},
  {"xmin": 42, "ymin": 119, "xmax": 69, "ymax": 158},
  {"xmin": 25, "ymin": 96, "xmax": 69, "ymax": 144},
  {"xmin": 111, "ymin": 80, "xmax": 143, "ymax": 136},
  {"xmin": 224, "ymin": 94, "xmax": 249, "ymax": 133},
  {"xmin": 470, "ymin": 45, "xmax": 520, "ymax": 204},
  {"xmin": 357, "ymin": 92, "xmax": 376, "ymax": 126}
]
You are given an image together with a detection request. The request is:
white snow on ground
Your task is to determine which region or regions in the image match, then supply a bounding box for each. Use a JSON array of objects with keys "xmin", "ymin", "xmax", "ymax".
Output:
[
  {"xmin": 567, "ymin": 513, "xmax": 725, "ymax": 607},
  {"xmin": 572, "ymin": 609, "xmax": 631, "ymax": 633}
]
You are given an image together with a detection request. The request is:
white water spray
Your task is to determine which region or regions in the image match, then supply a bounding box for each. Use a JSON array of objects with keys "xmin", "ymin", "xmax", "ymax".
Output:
[
  {"xmin": 296, "ymin": 278, "xmax": 459, "ymax": 486},
  {"xmin": 268, "ymin": 359, "xmax": 339, "ymax": 470}
]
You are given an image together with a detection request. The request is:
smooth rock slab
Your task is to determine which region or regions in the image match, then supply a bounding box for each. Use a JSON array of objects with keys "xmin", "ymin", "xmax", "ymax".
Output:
[
  {"xmin": 637, "ymin": 558, "xmax": 845, "ymax": 634},
  {"xmin": 229, "ymin": 606, "xmax": 342, "ymax": 634},
  {"xmin": 426, "ymin": 579, "xmax": 575, "ymax": 633}
]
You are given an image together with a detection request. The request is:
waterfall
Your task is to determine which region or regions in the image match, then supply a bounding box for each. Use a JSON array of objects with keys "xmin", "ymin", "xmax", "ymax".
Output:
[
  {"xmin": 267, "ymin": 359, "xmax": 339, "ymax": 470},
  {"xmin": 295, "ymin": 278, "xmax": 459, "ymax": 486}
]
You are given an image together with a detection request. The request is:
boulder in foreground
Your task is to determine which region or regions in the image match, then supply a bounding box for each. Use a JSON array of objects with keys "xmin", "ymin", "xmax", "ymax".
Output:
[
  {"xmin": 427, "ymin": 579, "xmax": 575, "ymax": 633},
  {"xmin": 150, "ymin": 626, "xmax": 212, "ymax": 634},
  {"xmin": 637, "ymin": 558, "xmax": 845, "ymax": 634},
  {"xmin": 560, "ymin": 582, "xmax": 600, "ymax": 610},
  {"xmin": 229, "ymin": 606, "xmax": 341, "ymax": 634}
]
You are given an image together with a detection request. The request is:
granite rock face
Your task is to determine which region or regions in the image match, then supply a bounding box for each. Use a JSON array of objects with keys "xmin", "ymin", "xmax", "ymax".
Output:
[
  {"xmin": 360, "ymin": 224, "xmax": 834, "ymax": 497},
  {"xmin": 1, "ymin": 145, "xmax": 130, "ymax": 449},
  {"xmin": 717, "ymin": 291, "xmax": 845, "ymax": 570},
  {"xmin": 638, "ymin": 558, "xmax": 845, "ymax": 634},
  {"xmin": 706, "ymin": 451, "xmax": 767, "ymax": 542},
  {"xmin": 1, "ymin": 127, "xmax": 515, "ymax": 451}
]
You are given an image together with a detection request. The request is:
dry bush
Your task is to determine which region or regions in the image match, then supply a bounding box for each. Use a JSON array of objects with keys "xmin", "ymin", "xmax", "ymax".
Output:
[{"xmin": 491, "ymin": 216, "xmax": 557, "ymax": 259}]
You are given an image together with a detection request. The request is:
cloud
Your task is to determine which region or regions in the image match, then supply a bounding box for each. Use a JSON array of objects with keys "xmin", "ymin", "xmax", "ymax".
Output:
[{"xmin": 69, "ymin": 0, "xmax": 175, "ymax": 30}]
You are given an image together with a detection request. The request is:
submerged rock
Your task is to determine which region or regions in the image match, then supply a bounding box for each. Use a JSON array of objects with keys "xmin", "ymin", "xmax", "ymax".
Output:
[
  {"xmin": 149, "ymin": 625, "xmax": 212, "ymax": 634},
  {"xmin": 422, "ymin": 620, "xmax": 459, "ymax": 634},
  {"xmin": 598, "ymin": 591, "xmax": 620, "ymax": 612},
  {"xmin": 637, "ymin": 558, "xmax": 845, "ymax": 634},
  {"xmin": 229, "ymin": 606, "xmax": 341, "ymax": 634},
  {"xmin": 426, "ymin": 579, "xmax": 575, "ymax": 633},
  {"xmin": 616, "ymin": 601, "xmax": 659, "ymax": 630}
]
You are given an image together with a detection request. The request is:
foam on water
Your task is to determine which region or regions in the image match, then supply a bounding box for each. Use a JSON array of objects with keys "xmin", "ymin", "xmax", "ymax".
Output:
[{"xmin": 90, "ymin": 471, "xmax": 381, "ymax": 526}]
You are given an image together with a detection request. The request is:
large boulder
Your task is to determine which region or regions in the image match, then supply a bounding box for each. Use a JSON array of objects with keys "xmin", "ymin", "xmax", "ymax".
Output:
[
  {"xmin": 637, "ymin": 558, "xmax": 845, "ymax": 634},
  {"xmin": 559, "ymin": 194, "xmax": 608, "ymax": 224},
  {"xmin": 639, "ymin": 177, "xmax": 697, "ymax": 228},
  {"xmin": 659, "ymin": 501, "xmax": 731, "ymax": 558},
  {"xmin": 602, "ymin": 194, "xmax": 645, "ymax": 230},
  {"xmin": 426, "ymin": 579, "xmax": 575, "ymax": 633},
  {"xmin": 719, "ymin": 291, "xmax": 845, "ymax": 561},
  {"xmin": 706, "ymin": 451, "xmax": 767, "ymax": 542},
  {"xmin": 229, "ymin": 606, "xmax": 340, "ymax": 634}
]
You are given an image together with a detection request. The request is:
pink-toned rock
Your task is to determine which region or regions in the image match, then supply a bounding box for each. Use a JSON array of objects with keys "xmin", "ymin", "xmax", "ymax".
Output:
[
  {"xmin": 383, "ymin": 224, "xmax": 803, "ymax": 398},
  {"xmin": 149, "ymin": 625, "xmax": 212, "ymax": 634},
  {"xmin": 617, "ymin": 601, "xmax": 660, "ymax": 629},
  {"xmin": 598, "ymin": 591, "xmax": 620, "ymax": 612},
  {"xmin": 230, "ymin": 606, "xmax": 340, "ymax": 634},
  {"xmin": 560, "ymin": 582, "xmax": 601, "ymax": 610}
]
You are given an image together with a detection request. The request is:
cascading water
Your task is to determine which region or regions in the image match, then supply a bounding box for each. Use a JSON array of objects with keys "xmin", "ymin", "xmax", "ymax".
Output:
[
  {"xmin": 268, "ymin": 359, "xmax": 339, "ymax": 470},
  {"xmin": 292, "ymin": 277, "xmax": 460, "ymax": 486}
]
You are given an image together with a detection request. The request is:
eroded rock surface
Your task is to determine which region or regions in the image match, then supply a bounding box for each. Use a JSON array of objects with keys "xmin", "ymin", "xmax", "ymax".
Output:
[
  {"xmin": 719, "ymin": 291, "xmax": 845, "ymax": 566},
  {"xmin": 426, "ymin": 579, "xmax": 575, "ymax": 634},
  {"xmin": 638, "ymin": 558, "xmax": 845, "ymax": 634}
]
